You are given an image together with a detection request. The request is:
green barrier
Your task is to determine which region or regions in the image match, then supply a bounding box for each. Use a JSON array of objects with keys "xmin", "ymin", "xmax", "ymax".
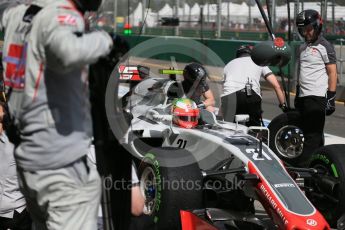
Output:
[
  {"xmin": 124, "ymin": 35, "xmax": 301, "ymax": 78},
  {"xmin": 118, "ymin": 27, "xmax": 294, "ymax": 41}
]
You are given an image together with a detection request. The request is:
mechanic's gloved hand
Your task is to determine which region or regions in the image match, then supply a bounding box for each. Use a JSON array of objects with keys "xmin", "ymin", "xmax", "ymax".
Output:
[
  {"xmin": 108, "ymin": 32, "xmax": 129, "ymax": 51},
  {"xmin": 197, "ymin": 103, "xmax": 206, "ymax": 109},
  {"xmin": 279, "ymin": 102, "xmax": 289, "ymax": 113},
  {"xmin": 104, "ymin": 33, "xmax": 130, "ymax": 68},
  {"xmin": 326, "ymin": 91, "xmax": 336, "ymax": 116}
]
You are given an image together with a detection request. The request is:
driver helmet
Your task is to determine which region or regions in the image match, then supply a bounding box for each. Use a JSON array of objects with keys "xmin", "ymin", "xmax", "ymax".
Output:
[
  {"xmin": 296, "ymin": 9, "xmax": 323, "ymax": 43},
  {"xmin": 236, "ymin": 45, "xmax": 253, "ymax": 58},
  {"xmin": 172, "ymin": 98, "xmax": 200, "ymax": 129},
  {"xmin": 183, "ymin": 63, "xmax": 207, "ymax": 84}
]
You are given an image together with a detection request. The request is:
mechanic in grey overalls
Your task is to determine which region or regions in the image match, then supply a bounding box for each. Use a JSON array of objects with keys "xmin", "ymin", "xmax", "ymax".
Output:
[
  {"xmin": 295, "ymin": 10, "xmax": 337, "ymax": 166},
  {"xmin": 13, "ymin": 0, "xmax": 113, "ymax": 229},
  {"xmin": 221, "ymin": 45, "xmax": 286, "ymax": 126},
  {"xmin": 0, "ymin": 90, "xmax": 31, "ymax": 229},
  {"xmin": 1, "ymin": 0, "xmax": 44, "ymax": 146},
  {"xmin": 0, "ymin": 1, "xmax": 45, "ymax": 229}
]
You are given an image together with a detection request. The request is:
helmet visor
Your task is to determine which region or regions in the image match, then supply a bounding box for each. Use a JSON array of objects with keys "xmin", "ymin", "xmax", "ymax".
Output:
[{"xmin": 178, "ymin": 116, "xmax": 198, "ymax": 122}]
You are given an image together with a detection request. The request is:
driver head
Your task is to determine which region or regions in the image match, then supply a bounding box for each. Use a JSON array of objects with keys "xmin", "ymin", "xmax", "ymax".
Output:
[
  {"xmin": 236, "ymin": 45, "xmax": 253, "ymax": 58},
  {"xmin": 183, "ymin": 63, "xmax": 207, "ymax": 84},
  {"xmin": 172, "ymin": 98, "xmax": 199, "ymax": 129},
  {"xmin": 296, "ymin": 9, "xmax": 322, "ymax": 43},
  {"xmin": 72, "ymin": 0, "xmax": 103, "ymax": 13}
]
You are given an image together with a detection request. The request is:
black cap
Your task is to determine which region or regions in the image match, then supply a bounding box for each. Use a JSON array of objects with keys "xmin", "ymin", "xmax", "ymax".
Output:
[
  {"xmin": 73, "ymin": 0, "xmax": 102, "ymax": 13},
  {"xmin": 296, "ymin": 9, "xmax": 323, "ymax": 42},
  {"xmin": 236, "ymin": 45, "xmax": 253, "ymax": 58},
  {"xmin": 183, "ymin": 63, "xmax": 207, "ymax": 83}
]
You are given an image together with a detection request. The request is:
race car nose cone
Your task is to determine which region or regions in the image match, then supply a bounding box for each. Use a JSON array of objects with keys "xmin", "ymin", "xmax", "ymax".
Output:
[{"xmin": 251, "ymin": 39, "xmax": 292, "ymax": 67}]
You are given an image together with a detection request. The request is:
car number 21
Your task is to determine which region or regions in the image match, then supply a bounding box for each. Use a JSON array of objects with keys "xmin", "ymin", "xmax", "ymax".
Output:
[
  {"xmin": 246, "ymin": 148, "xmax": 272, "ymax": 161},
  {"xmin": 177, "ymin": 139, "xmax": 187, "ymax": 149}
]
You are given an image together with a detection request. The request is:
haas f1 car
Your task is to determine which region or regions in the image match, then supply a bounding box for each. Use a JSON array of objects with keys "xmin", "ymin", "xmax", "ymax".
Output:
[{"xmin": 105, "ymin": 62, "xmax": 345, "ymax": 230}]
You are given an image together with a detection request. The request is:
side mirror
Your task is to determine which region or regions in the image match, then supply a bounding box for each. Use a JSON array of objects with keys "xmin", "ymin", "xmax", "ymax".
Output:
[
  {"xmin": 235, "ymin": 114, "xmax": 250, "ymax": 123},
  {"xmin": 199, "ymin": 109, "xmax": 216, "ymax": 125}
]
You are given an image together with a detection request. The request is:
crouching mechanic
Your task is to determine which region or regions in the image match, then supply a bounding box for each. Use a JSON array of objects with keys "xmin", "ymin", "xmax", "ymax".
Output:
[
  {"xmin": 182, "ymin": 63, "xmax": 215, "ymax": 112},
  {"xmin": 14, "ymin": 0, "xmax": 113, "ymax": 229}
]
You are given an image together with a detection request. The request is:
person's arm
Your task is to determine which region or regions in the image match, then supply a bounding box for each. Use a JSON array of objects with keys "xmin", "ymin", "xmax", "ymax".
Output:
[
  {"xmin": 265, "ymin": 74, "xmax": 286, "ymax": 105},
  {"xmin": 43, "ymin": 6, "xmax": 112, "ymax": 69},
  {"xmin": 131, "ymin": 164, "xmax": 145, "ymax": 216},
  {"xmin": 0, "ymin": 2, "xmax": 17, "ymax": 31},
  {"xmin": 322, "ymin": 39, "xmax": 337, "ymax": 115},
  {"xmin": 203, "ymin": 89, "xmax": 215, "ymax": 108},
  {"xmin": 326, "ymin": 63, "xmax": 337, "ymax": 92},
  {"xmin": 131, "ymin": 185, "xmax": 145, "ymax": 216}
]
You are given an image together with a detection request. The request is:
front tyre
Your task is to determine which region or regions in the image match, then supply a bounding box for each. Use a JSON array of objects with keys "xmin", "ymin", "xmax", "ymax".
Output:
[
  {"xmin": 306, "ymin": 144, "xmax": 345, "ymax": 228},
  {"xmin": 138, "ymin": 147, "xmax": 203, "ymax": 230},
  {"xmin": 268, "ymin": 111, "xmax": 304, "ymax": 165}
]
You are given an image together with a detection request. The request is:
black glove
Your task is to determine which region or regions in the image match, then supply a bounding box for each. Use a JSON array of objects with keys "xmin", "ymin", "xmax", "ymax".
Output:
[
  {"xmin": 326, "ymin": 91, "xmax": 336, "ymax": 116},
  {"xmin": 197, "ymin": 103, "xmax": 206, "ymax": 109},
  {"xmin": 279, "ymin": 102, "xmax": 288, "ymax": 112},
  {"xmin": 104, "ymin": 33, "xmax": 130, "ymax": 68}
]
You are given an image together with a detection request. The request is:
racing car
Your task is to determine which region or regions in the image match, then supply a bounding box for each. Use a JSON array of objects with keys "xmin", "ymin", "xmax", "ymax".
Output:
[{"xmin": 105, "ymin": 62, "xmax": 345, "ymax": 230}]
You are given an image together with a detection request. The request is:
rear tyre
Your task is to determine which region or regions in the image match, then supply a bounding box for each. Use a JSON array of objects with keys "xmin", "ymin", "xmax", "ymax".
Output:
[
  {"xmin": 306, "ymin": 144, "xmax": 345, "ymax": 228},
  {"xmin": 138, "ymin": 147, "xmax": 203, "ymax": 230}
]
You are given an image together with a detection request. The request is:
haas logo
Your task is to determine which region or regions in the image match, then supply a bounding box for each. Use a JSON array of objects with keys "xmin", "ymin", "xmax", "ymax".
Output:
[
  {"xmin": 306, "ymin": 219, "xmax": 317, "ymax": 227},
  {"xmin": 118, "ymin": 65, "xmax": 141, "ymax": 81}
]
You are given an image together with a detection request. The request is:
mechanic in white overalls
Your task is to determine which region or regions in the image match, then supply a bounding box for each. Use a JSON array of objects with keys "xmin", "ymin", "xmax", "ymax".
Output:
[
  {"xmin": 13, "ymin": 0, "xmax": 113, "ymax": 229},
  {"xmin": 221, "ymin": 45, "xmax": 286, "ymax": 126},
  {"xmin": 295, "ymin": 10, "xmax": 337, "ymax": 166}
]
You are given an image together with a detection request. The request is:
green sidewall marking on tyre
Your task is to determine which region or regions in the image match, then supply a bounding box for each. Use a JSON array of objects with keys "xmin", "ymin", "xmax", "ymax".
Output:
[
  {"xmin": 146, "ymin": 153, "xmax": 155, "ymax": 161},
  {"xmin": 312, "ymin": 153, "xmax": 339, "ymax": 178},
  {"xmin": 154, "ymin": 216, "xmax": 159, "ymax": 224},
  {"xmin": 145, "ymin": 152, "xmax": 162, "ymax": 224},
  {"xmin": 331, "ymin": 163, "xmax": 339, "ymax": 178},
  {"xmin": 312, "ymin": 153, "xmax": 330, "ymax": 165}
]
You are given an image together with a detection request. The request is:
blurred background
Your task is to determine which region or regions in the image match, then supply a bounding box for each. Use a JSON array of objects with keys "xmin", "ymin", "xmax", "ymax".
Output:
[
  {"xmin": 93, "ymin": 0, "xmax": 345, "ymax": 101},
  {"xmin": 97, "ymin": 0, "xmax": 345, "ymax": 36}
]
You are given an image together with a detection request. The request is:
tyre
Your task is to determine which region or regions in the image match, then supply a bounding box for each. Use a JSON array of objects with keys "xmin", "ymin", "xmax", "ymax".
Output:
[
  {"xmin": 138, "ymin": 147, "xmax": 203, "ymax": 230},
  {"xmin": 306, "ymin": 144, "xmax": 345, "ymax": 228},
  {"xmin": 268, "ymin": 111, "xmax": 304, "ymax": 165}
]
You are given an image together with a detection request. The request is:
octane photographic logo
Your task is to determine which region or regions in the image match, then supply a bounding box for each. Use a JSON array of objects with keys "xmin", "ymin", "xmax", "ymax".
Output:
[{"xmin": 105, "ymin": 37, "xmax": 235, "ymax": 167}]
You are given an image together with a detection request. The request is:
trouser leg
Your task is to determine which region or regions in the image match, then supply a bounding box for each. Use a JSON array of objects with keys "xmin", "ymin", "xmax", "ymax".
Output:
[
  {"xmin": 295, "ymin": 96, "xmax": 326, "ymax": 166},
  {"xmin": 236, "ymin": 91, "xmax": 262, "ymax": 127},
  {"xmin": 18, "ymin": 157, "xmax": 101, "ymax": 230}
]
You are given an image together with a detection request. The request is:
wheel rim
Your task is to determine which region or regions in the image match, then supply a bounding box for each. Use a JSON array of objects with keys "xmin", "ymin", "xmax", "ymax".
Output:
[
  {"xmin": 274, "ymin": 125, "xmax": 304, "ymax": 159},
  {"xmin": 140, "ymin": 167, "xmax": 157, "ymax": 215}
]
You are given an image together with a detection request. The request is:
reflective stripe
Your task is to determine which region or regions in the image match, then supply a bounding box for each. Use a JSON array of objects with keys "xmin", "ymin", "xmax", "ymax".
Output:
[{"xmin": 32, "ymin": 63, "xmax": 44, "ymax": 102}]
